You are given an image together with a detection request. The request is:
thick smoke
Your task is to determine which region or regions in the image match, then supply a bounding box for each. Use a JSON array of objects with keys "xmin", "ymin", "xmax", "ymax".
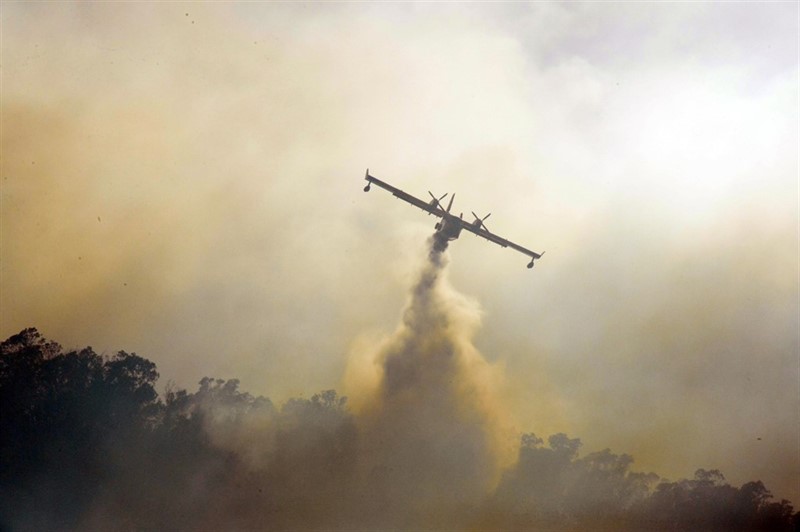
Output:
[
  {"xmin": 1, "ymin": 238, "xmax": 518, "ymax": 530},
  {"xmin": 3, "ymin": 3, "xmax": 796, "ymax": 506},
  {"xmin": 1, "ymin": 7, "xmax": 796, "ymax": 523},
  {"xmin": 351, "ymin": 235, "xmax": 511, "ymax": 528},
  {"xmin": 2, "ymin": 237, "xmax": 798, "ymax": 529}
]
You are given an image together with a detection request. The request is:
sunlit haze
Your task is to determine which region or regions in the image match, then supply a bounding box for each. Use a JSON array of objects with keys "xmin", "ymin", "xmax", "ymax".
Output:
[{"xmin": 2, "ymin": 1, "xmax": 798, "ymax": 513}]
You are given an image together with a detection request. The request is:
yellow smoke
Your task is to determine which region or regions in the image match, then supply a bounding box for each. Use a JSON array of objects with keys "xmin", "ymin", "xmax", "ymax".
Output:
[{"xmin": 345, "ymin": 238, "xmax": 516, "ymax": 527}]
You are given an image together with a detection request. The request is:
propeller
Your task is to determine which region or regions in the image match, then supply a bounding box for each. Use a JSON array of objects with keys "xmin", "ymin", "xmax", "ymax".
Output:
[
  {"xmin": 428, "ymin": 191, "xmax": 448, "ymax": 210},
  {"xmin": 471, "ymin": 211, "xmax": 492, "ymax": 232}
]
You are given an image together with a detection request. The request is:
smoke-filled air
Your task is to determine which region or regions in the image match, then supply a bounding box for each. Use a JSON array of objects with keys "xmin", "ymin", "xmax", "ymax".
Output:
[
  {"xmin": 350, "ymin": 236, "xmax": 512, "ymax": 528},
  {"xmin": 1, "ymin": 3, "xmax": 798, "ymax": 531}
]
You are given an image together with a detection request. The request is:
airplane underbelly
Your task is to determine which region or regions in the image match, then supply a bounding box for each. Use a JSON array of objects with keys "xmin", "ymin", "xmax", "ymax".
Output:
[{"xmin": 443, "ymin": 223, "xmax": 462, "ymax": 240}]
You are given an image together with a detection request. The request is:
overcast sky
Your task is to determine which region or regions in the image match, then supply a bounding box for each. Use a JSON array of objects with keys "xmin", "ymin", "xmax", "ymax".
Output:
[{"xmin": 2, "ymin": 2, "xmax": 798, "ymax": 504}]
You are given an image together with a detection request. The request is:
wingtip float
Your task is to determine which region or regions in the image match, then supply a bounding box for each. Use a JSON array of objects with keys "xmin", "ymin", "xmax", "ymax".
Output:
[{"xmin": 363, "ymin": 169, "xmax": 544, "ymax": 269}]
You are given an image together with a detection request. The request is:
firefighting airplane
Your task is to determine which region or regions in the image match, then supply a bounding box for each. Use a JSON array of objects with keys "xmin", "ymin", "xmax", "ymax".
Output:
[{"xmin": 363, "ymin": 170, "xmax": 544, "ymax": 269}]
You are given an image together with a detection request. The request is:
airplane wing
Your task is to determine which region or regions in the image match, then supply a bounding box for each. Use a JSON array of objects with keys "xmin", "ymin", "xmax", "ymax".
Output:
[
  {"xmin": 460, "ymin": 222, "xmax": 542, "ymax": 260},
  {"xmin": 364, "ymin": 171, "xmax": 445, "ymax": 217}
]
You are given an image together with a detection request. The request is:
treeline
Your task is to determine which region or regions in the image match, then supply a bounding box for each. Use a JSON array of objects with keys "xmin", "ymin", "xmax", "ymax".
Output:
[
  {"xmin": 1, "ymin": 328, "xmax": 796, "ymax": 530},
  {"xmin": 0, "ymin": 328, "xmax": 356, "ymax": 530},
  {"xmin": 483, "ymin": 435, "xmax": 797, "ymax": 530}
]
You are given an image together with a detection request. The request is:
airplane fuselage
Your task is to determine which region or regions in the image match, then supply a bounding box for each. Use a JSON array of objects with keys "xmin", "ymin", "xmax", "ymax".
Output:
[{"xmin": 434, "ymin": 214, "xmax": 464, "ymax": 241}]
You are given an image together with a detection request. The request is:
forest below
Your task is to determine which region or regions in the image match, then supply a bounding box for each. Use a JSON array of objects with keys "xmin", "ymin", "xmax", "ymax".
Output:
[{"xmin": 1, "ymin": 327, "xmax": 796, "ymax": 531}]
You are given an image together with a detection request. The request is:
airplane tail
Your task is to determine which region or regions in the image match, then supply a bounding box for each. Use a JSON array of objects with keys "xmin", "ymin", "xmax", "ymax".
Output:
[{"xmin": 446, "ymin": 193, "xmax": 455, "ymax": 213}]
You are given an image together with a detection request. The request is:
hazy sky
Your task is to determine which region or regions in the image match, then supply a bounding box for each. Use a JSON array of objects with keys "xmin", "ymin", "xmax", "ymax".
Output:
[{"xmin": 2, "ymin": 2, "xmax": 798, "ymax": 504}]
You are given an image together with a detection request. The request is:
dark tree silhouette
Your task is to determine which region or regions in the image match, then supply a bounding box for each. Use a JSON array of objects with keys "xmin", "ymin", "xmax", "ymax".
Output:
[
  {"xmin": 481, "ymin": 433, "xmax": 797, "ymax": 531},
  {"xmin": 1, "ymin": 329, "xmax": 797, "ymax": 531},
  {"xmin": 0, "ymin": 328, "xmax": 230, "ymax": 530},
  {"xmin": 636, "ymin": 470, "xmax": 798, "ymax": 531},
  {"xmin": 1, "ymin": 329, "xmax": 157, "ymax": 527}
]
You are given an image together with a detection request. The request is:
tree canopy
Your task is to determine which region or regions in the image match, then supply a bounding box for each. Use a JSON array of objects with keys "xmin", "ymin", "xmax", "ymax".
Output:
[{"xmin": 1, "ymin": 328, "xmax": 796, "ymax": 530}]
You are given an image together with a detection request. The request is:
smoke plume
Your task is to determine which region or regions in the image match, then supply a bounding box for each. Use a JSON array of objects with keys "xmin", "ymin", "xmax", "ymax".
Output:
[
  {"xmin": 1, "ymin": 4, "xmax": 797, "ymax": 529},
  {"xmin": 1, "ymin": 238, "xmax": 797, "ymax": 530},
  {"xmin": 351, "ymin": 235, "xmax": 511, "ymax": 528}
]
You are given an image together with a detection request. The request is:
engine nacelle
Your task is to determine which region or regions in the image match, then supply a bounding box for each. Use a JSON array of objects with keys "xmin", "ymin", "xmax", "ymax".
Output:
[
  {"xmin": 527, "ymin": 260, "xmax": 534, "ymax": 269},
  {"xmin": 363, "ymin": 184, "xmax": 371, "ymax": 192}
]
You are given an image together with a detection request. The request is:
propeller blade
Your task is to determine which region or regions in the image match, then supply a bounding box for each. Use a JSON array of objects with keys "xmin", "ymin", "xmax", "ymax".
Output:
[
  {"xmin": 446, "ymin": 194, "xmax": 455, "ymax": 213},
  {"xmin": 471, "ymin": 211, "xmax": 491, "ymax": 231},
  {"xmin": 428, "ymin": 191, "xmax": 448, "ymax": 209}
]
